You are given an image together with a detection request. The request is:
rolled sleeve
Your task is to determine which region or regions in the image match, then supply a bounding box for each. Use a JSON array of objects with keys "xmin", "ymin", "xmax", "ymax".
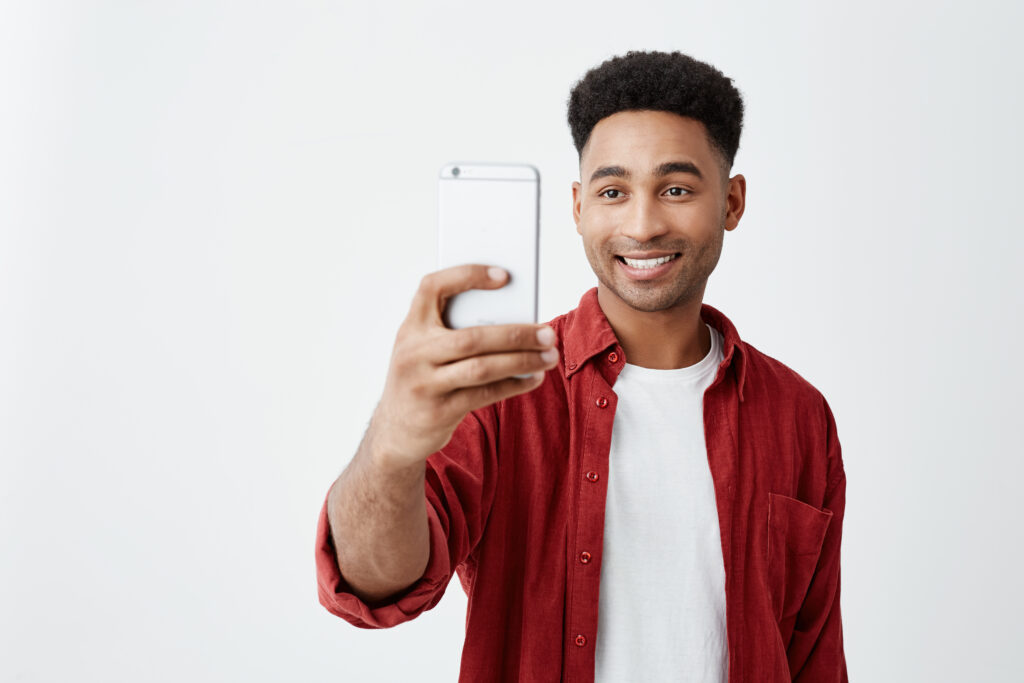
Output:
[
  {"xmin": 314, "ymin": 405, "xmax": 499, "ymax": 629},
  {"xmin": 315, "ymin": 488, "xmax": 452, "ymax": 629}
]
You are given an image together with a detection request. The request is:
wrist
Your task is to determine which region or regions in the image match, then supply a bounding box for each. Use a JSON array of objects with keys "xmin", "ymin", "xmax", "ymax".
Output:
[{"xmin": 363, "ymin": 423, "xmax": 427, "ymax": 480}]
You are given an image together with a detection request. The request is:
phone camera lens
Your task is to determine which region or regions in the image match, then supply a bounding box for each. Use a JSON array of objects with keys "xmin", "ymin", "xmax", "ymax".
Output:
[{"xmin": 451, "ymin": 166, "xmax": 461, "ymax": 177}]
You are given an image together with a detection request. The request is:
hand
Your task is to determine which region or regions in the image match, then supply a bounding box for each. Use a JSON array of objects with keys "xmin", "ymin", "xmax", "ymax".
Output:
[{"xmin": 368, "ymin": 264, "xmax": 558, "ymax": 470}]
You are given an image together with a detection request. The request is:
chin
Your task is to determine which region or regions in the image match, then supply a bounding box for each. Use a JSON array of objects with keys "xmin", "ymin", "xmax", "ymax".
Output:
[
  {"xmin": 619, "ymin": 291, "xmax": 683, "ymax": 313},
  {"xmin": 606, "ymin": 280, "xmax": 691, "ymax": 313}
]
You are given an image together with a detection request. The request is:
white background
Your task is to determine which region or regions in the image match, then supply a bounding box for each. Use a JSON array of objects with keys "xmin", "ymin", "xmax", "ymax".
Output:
[{"xmin": 2, "ymin": 1, "xmax": 1022, "ymax": 681}]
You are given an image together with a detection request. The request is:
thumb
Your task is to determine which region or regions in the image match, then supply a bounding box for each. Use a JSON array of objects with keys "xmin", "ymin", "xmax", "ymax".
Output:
[{"xmin": 414, "ymin": 264, "xmax": 509, "ymax": 324}]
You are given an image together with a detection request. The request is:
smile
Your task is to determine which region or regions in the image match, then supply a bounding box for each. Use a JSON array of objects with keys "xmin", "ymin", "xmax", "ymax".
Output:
[{"xmin": 616, "ymin": 253, "xmax": 679, "ymax": 269}]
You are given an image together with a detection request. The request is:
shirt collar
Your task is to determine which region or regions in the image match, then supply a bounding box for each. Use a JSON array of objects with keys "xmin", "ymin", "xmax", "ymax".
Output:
[{"xmin": 560, "ymin": 287, "xmax": 748, "ymax": 402}]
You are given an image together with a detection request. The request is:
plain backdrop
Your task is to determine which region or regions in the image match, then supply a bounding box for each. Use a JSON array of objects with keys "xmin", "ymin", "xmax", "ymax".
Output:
[{"xmin": 2, "ymin": 1, "xmax": 1022, "ymax": 681}]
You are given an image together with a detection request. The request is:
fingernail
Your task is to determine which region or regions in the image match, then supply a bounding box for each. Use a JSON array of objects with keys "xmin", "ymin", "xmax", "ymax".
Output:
[
  {"xmin": 488, "ymin": 267, "xmax": 507, "ymax": 282},
  {"xmin": 532, "ymin": 372, "xmax": 546, "ymax": 382},
  {"xmin": 541, "ymin": 348, "xmax": 558, "ymax": 363},
  {"xmin": 536, "ymin": 327, "xmax": 555, "ymax": 346}
]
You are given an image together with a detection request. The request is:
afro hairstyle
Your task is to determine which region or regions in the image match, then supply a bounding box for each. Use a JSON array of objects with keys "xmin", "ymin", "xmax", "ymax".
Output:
[{"xmin": 567, "ymin": 50, "xmax": 745, "ymax": 181}]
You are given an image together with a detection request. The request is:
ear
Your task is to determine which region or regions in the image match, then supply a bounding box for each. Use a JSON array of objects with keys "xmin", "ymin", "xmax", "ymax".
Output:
[
  {"xmin": 572, "ymin": 181, "xmax": 582, "ymax": 235},
  {"xmin": 723, "ymin": 174, "xmax": 746, "ymax": 232}
]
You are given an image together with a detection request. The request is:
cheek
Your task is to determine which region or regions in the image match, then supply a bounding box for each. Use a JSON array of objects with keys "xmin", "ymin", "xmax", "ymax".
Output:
[
  {"xmin": 579, "ymin": 206, "xmax": 617, "ymax": 239},
  {"xmin": 577, "ymin": 225, "xmax": 604, "ymax": 261}
]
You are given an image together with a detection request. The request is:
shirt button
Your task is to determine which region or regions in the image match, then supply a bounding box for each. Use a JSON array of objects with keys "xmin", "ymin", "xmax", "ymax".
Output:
[
  {"xmin": 575, "ymin": 634, "xmax": 587, "ymax": 647},
  {"xmin": 596, "ymin": 396, "xmax": 608, "ymax": 408},
  {"xmin": 607, "ymin": 351, "xmax": 618, "ymax": 363},
  {"xmin": 567, "ymin": 361, "xmax": 578, "ymax": 370},
  {"xmin": 579, "ymin": 551, "xmax": 591, "ymax": 564},
  {"xmin": 586, "ymin": 471, "xmax": 599, "ymax": 482}
]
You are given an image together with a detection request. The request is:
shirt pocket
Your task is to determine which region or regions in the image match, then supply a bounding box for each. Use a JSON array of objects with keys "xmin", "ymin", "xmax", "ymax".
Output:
[{"xmin": 767, "ymin": 492, "xmax": 834, "ymax": 621}]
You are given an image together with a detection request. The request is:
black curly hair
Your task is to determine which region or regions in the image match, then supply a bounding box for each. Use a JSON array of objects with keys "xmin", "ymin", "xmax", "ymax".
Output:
[{"xmin": 567, "ymin": 50, "xmax": 744, "ymax": 182}]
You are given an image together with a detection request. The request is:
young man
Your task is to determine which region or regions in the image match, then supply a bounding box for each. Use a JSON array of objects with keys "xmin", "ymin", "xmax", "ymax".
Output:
[{"xmin": 316, "ymin": 51, "xmax": 848, "ymax": 683}]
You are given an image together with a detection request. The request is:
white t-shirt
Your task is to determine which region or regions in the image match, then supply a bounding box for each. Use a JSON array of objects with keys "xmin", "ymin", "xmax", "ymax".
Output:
[{"xmin": 594, "ymin": 323, "xmax": 729, "ymax": 683}]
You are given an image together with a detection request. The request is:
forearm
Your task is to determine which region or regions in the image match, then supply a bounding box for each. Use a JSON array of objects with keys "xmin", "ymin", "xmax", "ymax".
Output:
[{"xmin": 326, "ymin": 428, "xmax": 431, "ymax": 604}]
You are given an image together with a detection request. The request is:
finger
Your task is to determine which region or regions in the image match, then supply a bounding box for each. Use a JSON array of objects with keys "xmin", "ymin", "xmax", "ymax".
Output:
[
  {"xmin": 434, "ymin": 348, "xmax": 559, "ymax": 393},
  {"xmin": 412, "ymin": 264, "xmax": 509, "ymax": 325},
  {"xmin": 428, "ymin": 323, "xmax": 557, "ymax": 364},
  {"xmin": 444, "ymin": 371, "xmax": 548, "ymax": 415}
]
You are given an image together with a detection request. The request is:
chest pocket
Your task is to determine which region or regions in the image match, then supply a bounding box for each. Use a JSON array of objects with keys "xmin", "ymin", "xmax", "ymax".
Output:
[{"xmin": 767, "ymin": 492, "xmax": 834, "ymax": 621}]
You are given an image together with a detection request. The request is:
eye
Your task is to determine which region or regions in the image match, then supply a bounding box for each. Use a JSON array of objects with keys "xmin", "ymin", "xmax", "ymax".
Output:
[
  {"xmin": 665, "ymin": 187, "xmax": 690, "ymax": 197},
  {"xmin": 599, "ymin": 189, "xmax": 623, "ymax": 199}
]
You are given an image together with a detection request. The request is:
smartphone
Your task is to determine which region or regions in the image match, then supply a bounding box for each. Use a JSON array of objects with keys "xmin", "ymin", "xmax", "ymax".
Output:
[{"xmin": 437, "ymin": 163, "xmax": 540, "ymax": 329}]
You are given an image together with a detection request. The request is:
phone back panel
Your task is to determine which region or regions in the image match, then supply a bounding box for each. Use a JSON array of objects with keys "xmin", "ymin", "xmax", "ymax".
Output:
[{"xmin": 437, "ymin": 163, "xmax": 539, "ymax": 328}]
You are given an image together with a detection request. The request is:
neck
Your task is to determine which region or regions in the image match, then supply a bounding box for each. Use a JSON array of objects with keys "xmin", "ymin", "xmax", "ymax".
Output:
[{"xmin": 596, "ymin": 285, "xmax": 711, "ymax": 370}]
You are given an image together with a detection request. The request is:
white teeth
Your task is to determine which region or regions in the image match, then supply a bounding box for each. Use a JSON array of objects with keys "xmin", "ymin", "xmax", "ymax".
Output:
[{"xmin": 622, "ymin": 254, "xmax": 677, "ymax": 269}]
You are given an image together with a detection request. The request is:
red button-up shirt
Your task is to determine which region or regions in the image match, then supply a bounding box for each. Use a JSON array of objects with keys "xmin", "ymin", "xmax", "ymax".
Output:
[{"xmin": 316, "ymin": 287, "xmax": 848, "ymax": 682}]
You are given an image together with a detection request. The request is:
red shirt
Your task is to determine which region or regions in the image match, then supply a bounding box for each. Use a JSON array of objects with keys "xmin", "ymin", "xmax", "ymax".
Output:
[{"xmin": 316, "ymin": 287, "xmax": 848, "ymax": 682}]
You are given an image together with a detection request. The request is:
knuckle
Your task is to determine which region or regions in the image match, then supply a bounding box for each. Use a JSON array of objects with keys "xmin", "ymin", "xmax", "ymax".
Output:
[
  {"xmin": 464, "ymin": 357, "xmax": 488, "ymax": 384},
  {"xmin": 452, "ymin": 327, "xmax": 478, "ymax": 356},
  {"xmin": 408, "ymin": 379, "xmax": 430, "ymax": 400},
  {"xmin": 477, "ymin": 381, "xmax": 499, "ymax": 405},
  {"xmin": 419, "ymin": 272, "xmax": 438, "ymax": 293},
  {"xmin": 507, "ymin": 326, "xmax": 525, "ymax": 347}
]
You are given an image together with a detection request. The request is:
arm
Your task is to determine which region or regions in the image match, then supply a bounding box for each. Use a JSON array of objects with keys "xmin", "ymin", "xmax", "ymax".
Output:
[
  {"xmin": 789, "ymin": 396, "xmax": 848, "ymax": 682},
  {"xmin": 315, "ymin": 265, "xmax": 559, "ymax": 626},
  {"xmin": 326, "ymin": 425, "xmax": 430, "ymax": 604},
  {"xmin": 316, "ymin": 407, "xmax": 499, "ymax": 628}
]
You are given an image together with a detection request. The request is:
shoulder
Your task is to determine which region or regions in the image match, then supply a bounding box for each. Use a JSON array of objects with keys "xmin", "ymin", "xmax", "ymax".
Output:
[
  {"xmin": 740, "ymin": 340, "xmax": 845, "ymax": 499},
  {"xmin": 741, "ymin": 340, "xmax": 823, "ymax": 398},
  {"xmin": 739, "ymin": 340, "xmax": 837, "ymax": 432}
]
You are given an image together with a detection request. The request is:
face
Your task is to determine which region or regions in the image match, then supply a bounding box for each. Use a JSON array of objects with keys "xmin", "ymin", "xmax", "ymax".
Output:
[{"xmin": 572, "ymin": 110, "xmax": 746, "ymax": 313}]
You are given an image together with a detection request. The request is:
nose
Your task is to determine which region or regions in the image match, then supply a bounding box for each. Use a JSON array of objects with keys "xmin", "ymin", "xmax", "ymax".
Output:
[{"xmin": 619, "ymin": 194, "xmax": 670, "ymax": 244}]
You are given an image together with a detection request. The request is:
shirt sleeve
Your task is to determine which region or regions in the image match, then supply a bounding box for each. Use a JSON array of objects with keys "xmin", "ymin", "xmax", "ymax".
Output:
[
  {"xmin": 315, "ymin": 405, "xmax": 500, "ymax": 629},
  {"xmin": 787, "ymin": 395, "xmax": 848, "ymax": 682},
  {"xmin": 782, "ymin": 397, "xmax": 847, "ymax": 679}
]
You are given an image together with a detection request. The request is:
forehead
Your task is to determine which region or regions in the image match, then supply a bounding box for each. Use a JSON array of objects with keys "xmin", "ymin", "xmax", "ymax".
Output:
[{"xmin": 581, "ymin": 110, "xmax": 717, "ymax": 179}]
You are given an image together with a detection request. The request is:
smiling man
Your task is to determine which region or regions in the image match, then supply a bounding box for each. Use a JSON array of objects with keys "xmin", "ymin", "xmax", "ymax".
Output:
[
  {"xmin": 316, "ymin": 51, "xmax": 848, "ymax": 682},
  {"xmin": 573, "ymin": 109, "xmax": 743, "ymax": 370}
]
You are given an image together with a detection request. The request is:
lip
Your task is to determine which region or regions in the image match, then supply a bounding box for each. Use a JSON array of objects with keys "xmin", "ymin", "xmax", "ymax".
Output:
[
  {"xmin": 617, "ymin": 251, "xmax": 678, "ymax": 259},
  {"xmin": 615, "ymin": 253, "xmax": 680, "ymax": 281}
]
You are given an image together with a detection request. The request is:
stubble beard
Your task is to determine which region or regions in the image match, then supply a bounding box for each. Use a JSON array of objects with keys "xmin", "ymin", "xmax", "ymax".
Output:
[{"xmin": 585, "ymin": 221, "xmax": 725, "ymax": 314}]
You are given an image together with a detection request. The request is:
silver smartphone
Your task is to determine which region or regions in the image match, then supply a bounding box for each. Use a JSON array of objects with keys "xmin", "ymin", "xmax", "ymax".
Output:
[{"xmin": 437, "ymin": 163, "xmax": 540, "ymax": 329}]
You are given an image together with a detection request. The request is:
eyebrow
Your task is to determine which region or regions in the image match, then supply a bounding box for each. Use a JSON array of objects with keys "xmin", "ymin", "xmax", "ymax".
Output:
[{"xmin": 588, "ymin": 160, "xmax": 704, "ymax": 184}]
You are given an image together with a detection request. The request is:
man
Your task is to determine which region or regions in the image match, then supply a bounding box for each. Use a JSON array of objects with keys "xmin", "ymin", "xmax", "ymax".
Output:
[{"xmin": 316, "ymin": 50, "xmax": 847, "ymax": 682}]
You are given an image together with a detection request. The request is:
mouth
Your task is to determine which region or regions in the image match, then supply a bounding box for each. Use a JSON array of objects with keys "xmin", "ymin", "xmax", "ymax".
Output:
[
  {"xmin": 613, "ymin": 251, "xmax": 681, "ymax": 282},
  {"xmin": 614, "ymin": 253, "xmax": 680, "ymax": 269}
]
